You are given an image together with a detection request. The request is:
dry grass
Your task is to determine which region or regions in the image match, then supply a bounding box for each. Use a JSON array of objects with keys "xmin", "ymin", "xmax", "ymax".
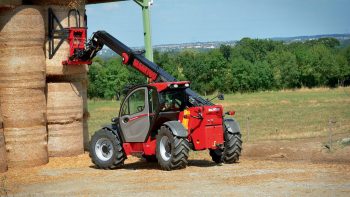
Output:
[{"xmin": 87, "ymin": 87, "xmax": 350, "ymax": 142}]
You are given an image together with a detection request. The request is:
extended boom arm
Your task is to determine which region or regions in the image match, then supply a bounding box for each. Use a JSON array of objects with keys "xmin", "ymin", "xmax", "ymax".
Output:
[{"xmin": 77, "ymin": 31, "xmax": 212, "ymax": 106}]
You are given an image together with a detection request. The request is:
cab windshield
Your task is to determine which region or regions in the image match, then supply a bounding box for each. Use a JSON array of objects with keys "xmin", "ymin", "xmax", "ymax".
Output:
[{"xmin": 158, "ymin": 90, "xmax": 187, "ymax": 112}]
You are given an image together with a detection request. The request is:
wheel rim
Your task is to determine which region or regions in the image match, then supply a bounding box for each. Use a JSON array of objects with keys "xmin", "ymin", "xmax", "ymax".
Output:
[
  {"xmin": 159, "ymin": 136, "xmax": 171, "ymax": 161},
  {"xmin": 95, "ymin": 138, "xmax": 114, "ymax": 161}
]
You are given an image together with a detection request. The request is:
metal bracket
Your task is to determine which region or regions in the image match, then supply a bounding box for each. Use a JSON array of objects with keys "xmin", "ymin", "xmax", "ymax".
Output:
[
  {"xmin": 48, "ymin": 8, "xmax": 68, "ymax": 59},
  {"xmin": 48, "ymin": 8, "xmax": 82, "ymax": 59}
]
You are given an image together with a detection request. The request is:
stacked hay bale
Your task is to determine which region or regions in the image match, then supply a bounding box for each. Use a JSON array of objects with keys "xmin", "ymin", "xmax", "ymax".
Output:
[
  {"xmin": 0, "ymin": 1, "xmax": 89, "ymax": 167},
  {"xmin": 0, "ymin": 111, "xmax": 7, "ymax": 173},
  {"xmin": 37, "ymin": 0, "xmax": 89, "ymax": 154},
  {"xmin": 46, "ymin": 82, "xmax": 84, "ymax": 156},
  {"xmin": 0, "ymin": 6, "xmax": 48, "ymax": 168},
  {"xmin": 30, "ymin": 0, "xmax": 86, "ymax": 9}
]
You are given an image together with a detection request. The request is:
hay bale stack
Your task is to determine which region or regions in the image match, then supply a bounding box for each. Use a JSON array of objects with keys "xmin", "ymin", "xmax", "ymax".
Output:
[
  {"xmin": 42, "ymin": 5, "xmax": 88, "ymax": 78},
  {"xmin": 0, "ymin": 6, "xmax": 48, "ymax": 168},
  {"xmin": 47, "ymin": 82, "xmax": 84, "ymax": 157},
  {"xmin": 40, "ymin": 2, "xmax": 89, "ymax": 155},
  {"xmin": 0, "ymin": 113, "xmax": 7, "ymax": 173},
  {"xmin": 0, "ymin": 6, "xmax": 45, "ymax": 89}
]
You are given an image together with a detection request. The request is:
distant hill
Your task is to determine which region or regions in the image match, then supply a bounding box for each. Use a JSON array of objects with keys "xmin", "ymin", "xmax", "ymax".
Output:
[
  {"xmin": 271, "ymin": 33, "xmax": 350, "ymax": 42},
  {"xmin": 96, "ymin": 33, "xmax": 350, "ymax": 60}
]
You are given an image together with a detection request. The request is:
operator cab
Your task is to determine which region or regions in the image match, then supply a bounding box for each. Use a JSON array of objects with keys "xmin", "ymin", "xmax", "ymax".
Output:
[{"xmin": 118, "ymin": 81, "xmax": 191, "ymax": 143}]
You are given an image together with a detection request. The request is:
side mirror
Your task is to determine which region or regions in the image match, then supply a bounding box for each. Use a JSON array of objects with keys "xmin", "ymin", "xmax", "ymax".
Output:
[
  {"xmin": 208, "ymin": 93, "xmax": 225, "ymax": 102},
  {"xmin": 115, "ymin": 91, "xmax": 121, "ymax": 101},
  {"xmin": 218, "ymin": 93, "xmax": 224, "ymax": 100}
]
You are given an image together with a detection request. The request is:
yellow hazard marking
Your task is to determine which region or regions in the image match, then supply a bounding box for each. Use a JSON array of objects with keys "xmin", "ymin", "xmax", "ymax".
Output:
[{"xmin": 182, "ymin": 109, "xmax": 190, "ymax": 129}]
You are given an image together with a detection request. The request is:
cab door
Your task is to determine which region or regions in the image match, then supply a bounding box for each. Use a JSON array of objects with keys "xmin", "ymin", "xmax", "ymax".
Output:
[{"xmin": 119, "ymin": 87, "xmax": 150, "ymax": 142}]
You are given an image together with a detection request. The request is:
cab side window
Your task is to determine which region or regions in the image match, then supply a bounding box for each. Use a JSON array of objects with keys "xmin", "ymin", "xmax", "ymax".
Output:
[
  {"xmin": 121, "ymin": 89, "xmax": 145, "ymax": 116},
  {"xmin": 148, "ymin": 88, "xmax": 158, "ymax": 114}
]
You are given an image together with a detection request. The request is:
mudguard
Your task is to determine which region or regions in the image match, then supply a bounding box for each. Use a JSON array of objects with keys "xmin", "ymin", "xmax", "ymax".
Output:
[
  {"xmin": 163, "ymin": 121, "xmax": 188, "ymax": 138},
  {"xmin": 224, "ymin": 118, "xmax": 241, "ymax": 134},
  {"xmin": 102, "ymin": 124, "xmax": 119, "ymax": 136}
]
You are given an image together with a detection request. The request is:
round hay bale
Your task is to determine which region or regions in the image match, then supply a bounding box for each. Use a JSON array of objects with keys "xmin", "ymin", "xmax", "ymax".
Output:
[
  {"xmin": 30, "ymin": 0, "xmax": 86, "ymax": 9},
  {"xmin": 4, "ymin": 125, "xmax": 48, "ymax": 168},
  {"xmin": 42, "ymin": 5, "xmax": 88, "ymax": 77},
  {"xmin": 0, "ymin": 88, "xmax": 46, "ymax": 128},
  {"xmin": 48, "ymin": 121, "xmax": 83, "ymax": 157},
  {"xmin": 0, "ymin": 6, "xmax": 45, "ymax": 89},
  {"xmin": 0, "ymin": 114, "xmax": 7, "ymax": 173},
  {"xmin": 47, "ymin": 82, "xmax": 83, "ymax": 124}
]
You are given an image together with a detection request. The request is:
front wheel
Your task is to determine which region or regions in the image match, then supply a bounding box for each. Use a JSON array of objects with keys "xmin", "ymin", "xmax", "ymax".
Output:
[
  {"xmin": 89, "ymin": 129, "xmax": 126, "ymax": 169},
  {"xmin": 223, "ymin": 119, "xmax": 242, "ymax": 163},
  {"xmin": 156, "ymin": 126, "xmax": 190, "ymax": 171}
]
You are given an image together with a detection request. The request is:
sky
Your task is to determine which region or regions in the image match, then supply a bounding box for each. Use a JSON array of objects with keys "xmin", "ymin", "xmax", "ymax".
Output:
[{"xmin": 87, "ymin": 0, "xmax": 350, "ymax": 47}]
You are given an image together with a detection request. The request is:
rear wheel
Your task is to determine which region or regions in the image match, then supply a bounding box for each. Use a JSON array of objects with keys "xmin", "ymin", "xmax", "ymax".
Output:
[
  {"xmin": 89, "ymin": 128, "xmax": 126, "ymax": 169},
  {"xmin": 156, "ymin": 126, "xmax": 190, "ymax": 171},
  {"xmin": 209, "ymin": 149, "xmax": 223, "ymax": 164},
  {"xmin": 142, "ymin": 154, "xmax": 157, "ymax": 162},
  {"xmin": 210, "ymin": 119, "xmax": 242, "ymax": 164},
  {"xmin": 223, "ymin": 132, "xmax": 242, "ymax": 163}
]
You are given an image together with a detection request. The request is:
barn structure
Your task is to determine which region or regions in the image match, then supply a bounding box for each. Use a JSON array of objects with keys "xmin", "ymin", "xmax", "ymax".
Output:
[{"xmin": 0, "ymin": 0, "xmax": 154, "ymax": 172}]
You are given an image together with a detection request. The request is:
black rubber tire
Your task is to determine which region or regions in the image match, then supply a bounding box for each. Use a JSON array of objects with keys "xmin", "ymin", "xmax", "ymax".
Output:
[
  {"xmin": 89, "ymin": 128, "xmax": 126, "ymax": 169},
  {"xmin": 223, "ymin": 120, "xmax": 242, "ymax": 163},
  {"xmin": 156, "ymin": 126, "xmax": 190, "ymax": 171},
  {"xmin": 142, "ymin": 154, "xmax": 158, "ymax": 162},
  {"xmin": 209, "ymin": 120, "xmax": 242, "ymax": 164},
  {"xmin": 209, "ymin": 149, "xmax": 223, "ymax": 164},
  {"xmin": 223, "ymin": 132, "xmax": 242, "ymax": 163}
]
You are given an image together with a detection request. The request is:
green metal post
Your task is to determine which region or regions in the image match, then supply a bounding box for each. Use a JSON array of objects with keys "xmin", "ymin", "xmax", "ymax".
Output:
[{"xmin": 134, "ymin": 0, "xmax": 154, "ymax": 62}]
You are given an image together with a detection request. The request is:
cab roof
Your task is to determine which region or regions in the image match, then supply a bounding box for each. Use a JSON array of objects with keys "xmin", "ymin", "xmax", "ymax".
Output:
[{"xmin": 149, "ymin": 81, "xmax": 190, "ymax": 92}]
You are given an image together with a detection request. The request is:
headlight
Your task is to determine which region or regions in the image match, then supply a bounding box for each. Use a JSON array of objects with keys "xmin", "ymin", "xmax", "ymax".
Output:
[{"xmin": 208, "ymin": 107, "xmax": 220, "ymax": 112}]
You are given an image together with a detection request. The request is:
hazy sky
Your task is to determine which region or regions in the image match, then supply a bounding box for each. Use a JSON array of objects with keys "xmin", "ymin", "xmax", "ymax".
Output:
[{"xmin": 87, "ymin": 0, "xmax": 350, "ymax": 47}]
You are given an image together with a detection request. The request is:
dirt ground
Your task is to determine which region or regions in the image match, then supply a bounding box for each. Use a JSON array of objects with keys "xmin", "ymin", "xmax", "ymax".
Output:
[{"xmin": 1, "ymin": 137, "xmax": 350, "ymax": 197}]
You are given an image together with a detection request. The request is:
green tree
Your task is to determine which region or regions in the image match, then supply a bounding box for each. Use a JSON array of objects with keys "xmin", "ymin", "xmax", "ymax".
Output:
[
  {"xmin": 219, "ymin": 44, "xmax": 231, "ymax": 60},
  {"xmin": 268, "ymin": 50, "xmax": 300, "ymax": 89}
]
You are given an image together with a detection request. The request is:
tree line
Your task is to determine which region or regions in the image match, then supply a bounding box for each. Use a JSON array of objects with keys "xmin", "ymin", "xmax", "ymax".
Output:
[{"xmin": 88, "ymin": 37, "xmax": 350, "ymax": 99}]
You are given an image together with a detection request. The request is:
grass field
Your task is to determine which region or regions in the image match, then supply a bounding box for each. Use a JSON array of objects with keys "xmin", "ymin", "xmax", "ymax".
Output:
[{"xmin": 88, "ymin": 87, "xmax": 350, "ymax": 142}]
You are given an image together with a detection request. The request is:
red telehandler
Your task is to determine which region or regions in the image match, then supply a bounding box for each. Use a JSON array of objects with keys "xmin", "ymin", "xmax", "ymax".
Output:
[
  {"xmin": 50, "ymin": 13, "xmax": 242, "ymax": 169},
  {"xmin": 80, "ymin": 31, "xmax": 243, "ymax": 170}
]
